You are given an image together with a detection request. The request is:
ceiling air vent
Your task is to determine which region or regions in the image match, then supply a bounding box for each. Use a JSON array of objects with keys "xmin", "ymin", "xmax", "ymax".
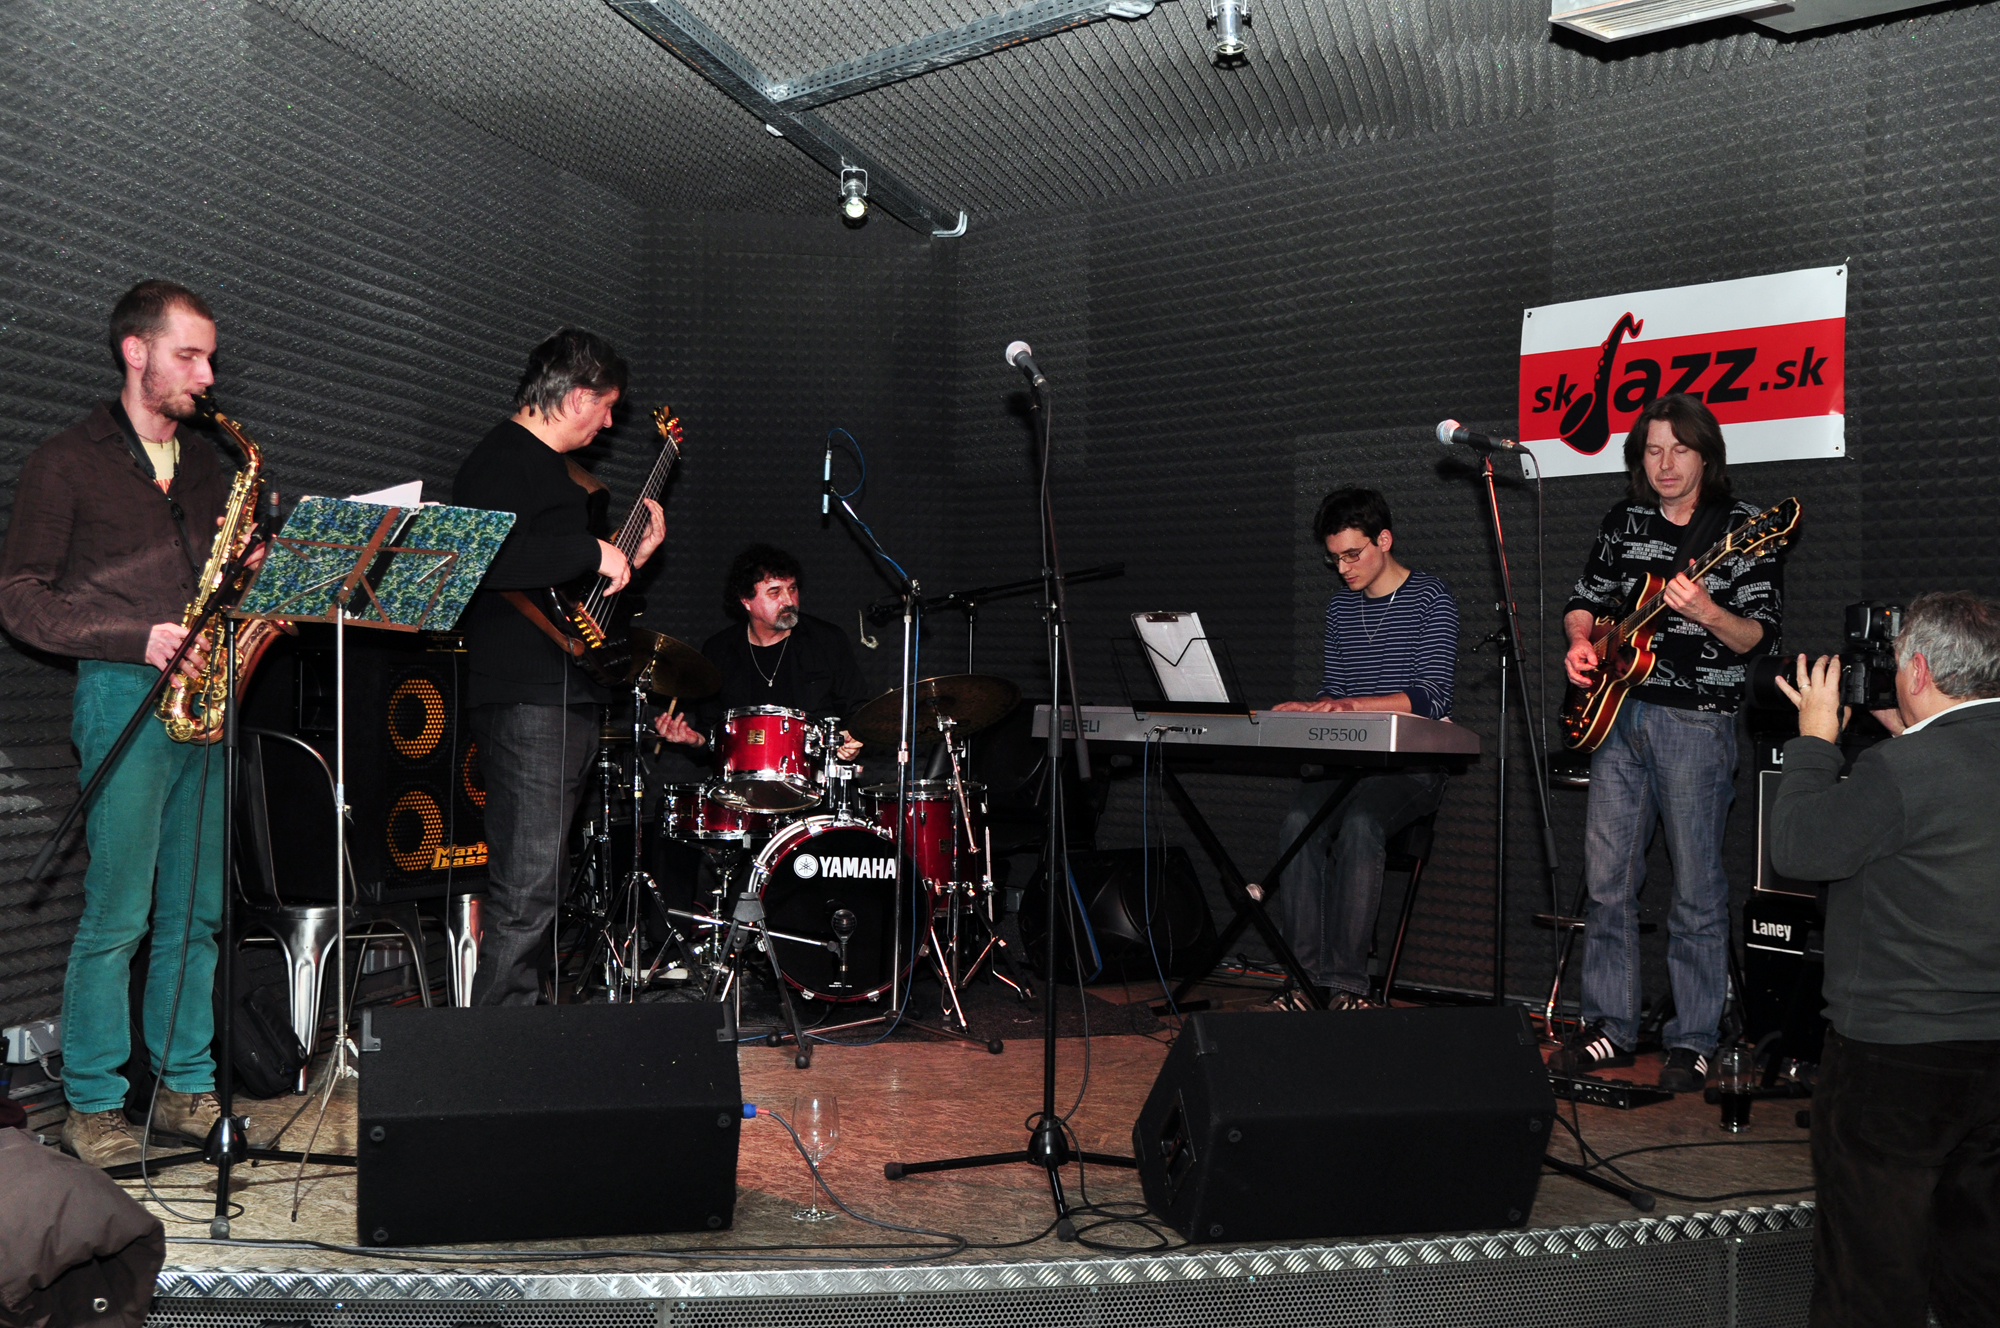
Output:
[{"xmin": 1550, "ymin": 0, "xmax": 1792, "ymax": 41}]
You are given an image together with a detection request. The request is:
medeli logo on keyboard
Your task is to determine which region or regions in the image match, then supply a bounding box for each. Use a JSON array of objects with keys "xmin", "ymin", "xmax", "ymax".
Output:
[{"xmin": 1308, "ymin": 725, "xmax": 1372, "ymax": 744}]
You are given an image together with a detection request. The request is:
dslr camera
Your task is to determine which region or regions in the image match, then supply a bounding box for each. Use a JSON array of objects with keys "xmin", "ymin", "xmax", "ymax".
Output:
[{"xmin": 1840, "ymin": 602, "xmax": 1904, "ymax": 709}]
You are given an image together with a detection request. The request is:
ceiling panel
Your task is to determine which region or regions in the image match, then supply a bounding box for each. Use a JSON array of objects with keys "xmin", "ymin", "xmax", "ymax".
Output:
[{"xmin": 256, "ymin": 0, "xmax": 1981, "ymax": 223}]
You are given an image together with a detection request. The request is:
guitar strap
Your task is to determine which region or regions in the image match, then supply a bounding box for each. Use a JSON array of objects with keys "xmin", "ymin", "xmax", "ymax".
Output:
[{"xmin": 503, "ymin": 590, "xmax": 587, "ymax": 659}]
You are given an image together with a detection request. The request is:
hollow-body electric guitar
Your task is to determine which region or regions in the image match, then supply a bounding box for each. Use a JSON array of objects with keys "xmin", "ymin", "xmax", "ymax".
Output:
[
  {"xmin": 1559, "ymin": 496, "xmax": 1801, "ymax": 753},
  {"xmin": 514, "ymin": 405, "xmax": 683, "ymax": 687}
]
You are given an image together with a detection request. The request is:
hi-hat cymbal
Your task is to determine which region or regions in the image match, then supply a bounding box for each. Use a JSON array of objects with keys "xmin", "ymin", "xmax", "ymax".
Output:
[
  {"xmin": 629, "ymin": 625, "xmax": 720, "ymax": 700},
  {"xmin": 845, "ymin": 674, "xmax": 1021, "ymax": 747}
]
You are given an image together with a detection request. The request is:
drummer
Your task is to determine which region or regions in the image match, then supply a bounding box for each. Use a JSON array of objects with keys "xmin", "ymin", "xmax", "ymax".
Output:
[{"xmin": 654, "ymin": 543, "xmax": 869, "ymax": 761}]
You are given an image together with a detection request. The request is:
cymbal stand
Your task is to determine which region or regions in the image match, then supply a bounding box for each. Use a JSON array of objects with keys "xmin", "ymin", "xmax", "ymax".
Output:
[
  {"xmin": 935, "ymin": 721, "xmax": 1030, "ymax": 1002},
  {"xmin": 581, "ymin": 666, "xmax": 693, "ymax": 1002}
]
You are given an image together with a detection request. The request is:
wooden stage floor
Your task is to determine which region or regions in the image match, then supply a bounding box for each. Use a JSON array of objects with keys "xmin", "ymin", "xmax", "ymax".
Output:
[{"xmin": 89, "ymin": 990, "xmax": 1816, "ymax": 1274}]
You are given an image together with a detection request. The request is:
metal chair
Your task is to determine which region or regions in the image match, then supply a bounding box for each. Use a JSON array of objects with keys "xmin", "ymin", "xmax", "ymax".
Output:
[
  {"xmin": 1377, "ymin": 812, "xmax": 1439, "ymax": 1006},
  {"xmin": 235, "ymin": 728, "xmax": 435, "ymax": 1082}
]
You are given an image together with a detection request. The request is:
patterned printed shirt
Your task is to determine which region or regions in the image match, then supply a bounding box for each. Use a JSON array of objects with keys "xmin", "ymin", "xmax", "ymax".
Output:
[
  {"xmin": 1565, "ymin": 499, "xmax": 1784, "ymax": 714},
  {"xmin": 1317, "ymin": 569, "xmax": 1459, "ymax": 720}
]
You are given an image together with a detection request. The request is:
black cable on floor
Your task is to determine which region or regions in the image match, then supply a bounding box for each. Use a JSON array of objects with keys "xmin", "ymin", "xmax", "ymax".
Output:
[{"xmin": 1550, "ymin": 1113, "xmax": 1814, "ymax": 1204}]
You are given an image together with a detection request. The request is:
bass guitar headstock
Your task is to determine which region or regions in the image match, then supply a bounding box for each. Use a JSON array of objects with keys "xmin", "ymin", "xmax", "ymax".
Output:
[
  {"xmin": 653, "ymin": 405, "xmax": 683, "ymax": 452},
  {"xmin": 1727, "ymin": 496, "xmax": 1802, "ymax": 560}
]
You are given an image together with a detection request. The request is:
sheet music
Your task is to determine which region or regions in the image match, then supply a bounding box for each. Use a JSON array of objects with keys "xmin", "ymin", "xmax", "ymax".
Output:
[
  {"xmin": 349, "ymin": 479, "xmax": 424, "ymax": 506},
  {"xmin": 1133, "ymin": 611, "xmax": 1231, "ymax": 704}
]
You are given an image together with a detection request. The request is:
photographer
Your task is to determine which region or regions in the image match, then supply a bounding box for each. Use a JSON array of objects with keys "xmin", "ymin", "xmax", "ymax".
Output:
[{"xmin": 1768, "ymin": 591, "xmax": 2000, "ymax": 1328}]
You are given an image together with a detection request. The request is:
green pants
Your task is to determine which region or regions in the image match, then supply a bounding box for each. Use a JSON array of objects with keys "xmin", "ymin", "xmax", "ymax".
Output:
[{"xmin": 61, "ymin": 660, "xmax": 225, "ymax": 1114}]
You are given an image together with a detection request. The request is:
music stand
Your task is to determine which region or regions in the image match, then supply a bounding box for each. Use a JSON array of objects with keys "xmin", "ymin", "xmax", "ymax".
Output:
[{"xmin": 177, "ymin": 497, "xmax": 512, "ymax": 1231}]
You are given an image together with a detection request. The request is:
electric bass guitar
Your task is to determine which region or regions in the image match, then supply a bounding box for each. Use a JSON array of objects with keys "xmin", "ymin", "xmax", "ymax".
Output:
[
  {"xmin": 1559, "ymin": 496, "xmax": 1801, "ymax": 753},
  {"xmin": 512, "ymin": 405, "xmax": 683, "ymax": 687}
]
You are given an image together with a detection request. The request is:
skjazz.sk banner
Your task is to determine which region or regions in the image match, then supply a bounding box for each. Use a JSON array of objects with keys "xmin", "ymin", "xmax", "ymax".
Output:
[{"xmin": 1518, "ymin": 266, "xmax": 1846, "ymax": 479}]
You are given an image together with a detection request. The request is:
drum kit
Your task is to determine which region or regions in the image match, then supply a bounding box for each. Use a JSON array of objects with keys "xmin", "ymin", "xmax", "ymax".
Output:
[{"xmin": 565, "ymin": 623, "xmax": 1029, "ymax": 1060}]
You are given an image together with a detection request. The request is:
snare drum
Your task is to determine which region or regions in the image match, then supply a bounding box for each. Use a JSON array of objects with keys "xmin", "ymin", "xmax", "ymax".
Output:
[
  {"xmin": 750, "ymin": 816, "xmax": 923, "ymax": 1002},
  {"xmin": 862, "ymin": 780, "xmax": 987, "ymax": 889},
  {"xmin": 716, "ymin": 706, "xmax": 821, "ymax": 812},
  {"xmin": 662, "ymin": 782, "xmax": 777, "ymax": 841}
]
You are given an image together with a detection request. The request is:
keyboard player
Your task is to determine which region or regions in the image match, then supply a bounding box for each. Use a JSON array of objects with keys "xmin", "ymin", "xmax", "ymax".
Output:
[{"xmin": 1250, "ymin": 487, "xmax": 1460, "ymax": 1011}]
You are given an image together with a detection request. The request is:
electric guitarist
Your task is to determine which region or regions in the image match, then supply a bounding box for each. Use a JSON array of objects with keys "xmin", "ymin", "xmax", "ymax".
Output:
[
  {"xmin": 1549, "ymin": 393, "xmax": 1784, "ymax": 1095},
  {"xmin": 451, "ymin": 328, "xmax": 664, "ymax": 1005}
]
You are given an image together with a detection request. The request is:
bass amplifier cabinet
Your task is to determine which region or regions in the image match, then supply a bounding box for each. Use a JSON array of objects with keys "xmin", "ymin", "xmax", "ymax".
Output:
[
  {"xmin": 254, "ymin": 629, "xmax": 490, "ymax": 900},
  {"xmin": 1134, "ymin": 1006, "xmax": 1555, "ymax": 1242},
  {"xmin": 356, "ymin": 1004, "xmax": 741, "ymax": 1246},
  {"xmin": 1742, "ymin": 892, "xmax": 1828, "ymax": 1064}
]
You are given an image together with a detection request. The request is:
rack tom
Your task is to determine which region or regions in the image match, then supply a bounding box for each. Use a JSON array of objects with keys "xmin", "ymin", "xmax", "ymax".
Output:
[{"xmin": 716, "ymin": 705, "xmax": 821, "ymax": 812}]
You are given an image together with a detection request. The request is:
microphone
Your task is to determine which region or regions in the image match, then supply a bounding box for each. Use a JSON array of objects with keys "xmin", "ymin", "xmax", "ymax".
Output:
[
  {"xmin": 1436, "ymin": 419, "xmax": 1523, "ymax": 453},
  {"xmin": 821, "ymin": 441, "xmax": 832, "ymax": 527},
  {"xmin": 1005, "ymin": 340, "xmax": 1046, "ymax": 389}
]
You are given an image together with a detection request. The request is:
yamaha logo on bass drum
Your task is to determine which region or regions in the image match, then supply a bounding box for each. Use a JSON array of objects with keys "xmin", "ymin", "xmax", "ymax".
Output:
[{"xmin": 792, "ymin": 850, "xmax": 897, "ymax": 880}]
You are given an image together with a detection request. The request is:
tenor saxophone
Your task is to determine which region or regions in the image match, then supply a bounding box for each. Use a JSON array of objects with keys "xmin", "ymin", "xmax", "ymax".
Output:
[{"xmin": 156, "ymin": 396, "xmax": 284, "ymax": 744}]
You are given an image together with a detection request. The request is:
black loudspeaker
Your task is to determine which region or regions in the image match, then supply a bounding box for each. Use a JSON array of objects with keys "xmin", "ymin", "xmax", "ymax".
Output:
[
  {"xmin": 293, "ymin": 634, "xmax": 489, "ymax": 897},
  {"xmin": 1133, "ymin": 1007, "xmax": 1555, "ymax": 1242},
  {"xmin": 1021, "ymin": 847, "xmax": 1218, "ymax": 984},
  {"xmin": 356, "ymin": 1004, "xmax": 741, "ymax": 1246}
]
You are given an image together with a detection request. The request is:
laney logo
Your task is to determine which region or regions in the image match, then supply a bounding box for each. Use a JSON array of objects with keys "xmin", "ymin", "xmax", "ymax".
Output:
[
  {"xmin": 1752, "ymin": 919, "xmax": 1792, "ymax": 943},
  {"xmin": 793, "ymin": 854, "xmax": 896, "ymax": 880}
]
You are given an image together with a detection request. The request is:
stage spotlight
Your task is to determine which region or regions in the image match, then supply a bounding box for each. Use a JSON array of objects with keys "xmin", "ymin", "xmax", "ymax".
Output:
[
  {"xmin": 839, "ymin": 167, "xmax": 868, "ymax": 224},
  {"xmin": 1207, "ymin": 0, "xmax": 1249, "ymax": 64}
]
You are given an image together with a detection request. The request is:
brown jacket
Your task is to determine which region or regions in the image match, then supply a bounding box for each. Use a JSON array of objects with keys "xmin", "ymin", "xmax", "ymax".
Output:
[
  {"xmin": 0, "ymin": 403, "xmax": 230, "ymax": 663},
  {"xmin": 0, "ymin": 1128, "xmax": 165, "ymax": 1328}
]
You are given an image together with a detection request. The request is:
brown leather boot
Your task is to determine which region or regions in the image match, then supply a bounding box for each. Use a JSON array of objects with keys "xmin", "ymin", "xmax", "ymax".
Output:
[
  {"xmin": 60, "ymin": 1107, "xmax": 142, "ymax": 1167},
  {"xmin": 153, "ymin": 1089, "xmax": 226, "ymax": 1145}
]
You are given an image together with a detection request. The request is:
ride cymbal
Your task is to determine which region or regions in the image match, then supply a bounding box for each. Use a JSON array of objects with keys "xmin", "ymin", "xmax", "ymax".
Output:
[{"xmin": 845, "ymin": 673, "xmax": 1020, "ymax": 746}]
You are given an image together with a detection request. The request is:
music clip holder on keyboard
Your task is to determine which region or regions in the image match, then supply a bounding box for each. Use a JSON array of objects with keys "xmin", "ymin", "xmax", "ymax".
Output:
[{"xmin": 1112, "ymin": 610, "xmax": 1252, "ymax": 718}]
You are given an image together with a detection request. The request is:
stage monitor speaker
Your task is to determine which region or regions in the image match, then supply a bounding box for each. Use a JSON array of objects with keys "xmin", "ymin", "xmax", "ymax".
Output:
[
  {"xmin": 1133, "ymin": 1006, "xmax": 1554, "ymax": 1243},
  {"xmin": 356, "ymin": 1004, "xmax": 741, "ymax": 1246},
  {"xmin": 1020, "ymin": 847, "xmax": 1218, "ymax": 984}
]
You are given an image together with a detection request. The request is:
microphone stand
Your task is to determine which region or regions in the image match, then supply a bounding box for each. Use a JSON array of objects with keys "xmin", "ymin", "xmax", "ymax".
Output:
[
  {"xmin": 795, "ymin": 489, "xmax": 996, "ymax": 1054},
  {"xmin": 883, "ymin": 362, "xmax": 1135, "ymax": 1242},
  {"xmin": 1465, "ymin": 449, "xmax": 1562, "ymax": 1007}
]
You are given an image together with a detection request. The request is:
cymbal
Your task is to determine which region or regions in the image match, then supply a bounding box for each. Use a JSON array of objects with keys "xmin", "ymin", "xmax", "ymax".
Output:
[
  {"xmin": 845, "ymin": 673, "xmax": 1021, "ymax": 747},
  {"xmin": 629, "ymin": 625, "xmax": 721, "ymax": 700}
]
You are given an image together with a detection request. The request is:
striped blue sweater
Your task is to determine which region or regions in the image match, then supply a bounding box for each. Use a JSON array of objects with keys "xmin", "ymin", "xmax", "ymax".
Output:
[{"xmin": 1316, "ymin": 569, "xmax": 1459, "ymax": 720}]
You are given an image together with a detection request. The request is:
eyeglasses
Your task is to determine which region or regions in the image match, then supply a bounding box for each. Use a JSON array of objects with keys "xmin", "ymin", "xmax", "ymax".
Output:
[{"xmin": 1323, "ymin": 547, "xmax": 1371, "ymax": 569}]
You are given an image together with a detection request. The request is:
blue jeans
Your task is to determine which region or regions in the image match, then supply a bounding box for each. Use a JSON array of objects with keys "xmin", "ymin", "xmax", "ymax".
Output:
[
  {"xmin": 468, "ymin": 703, "xmax": 598, "ymax": 1005},
  {"xmin": 62, "ymin": 661, "xmax": 226, "ymax": 1114},
  {"xmin": 1273, "ymin": 771, "xmax": 1447, "ymax": 996},
  {"xmin": 1579, "ymin": 699, "xmax": 1737, "ymax": 1055}
]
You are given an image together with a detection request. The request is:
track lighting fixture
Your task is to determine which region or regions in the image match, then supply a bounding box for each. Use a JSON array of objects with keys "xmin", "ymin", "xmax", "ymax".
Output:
[
  {"xmin": 839, "ymin": 167, "xmax": 869, "ymax": 224},
  {"xmin": 1207, "ymin": 0, "xmax": 1249, "ymax": 64}
]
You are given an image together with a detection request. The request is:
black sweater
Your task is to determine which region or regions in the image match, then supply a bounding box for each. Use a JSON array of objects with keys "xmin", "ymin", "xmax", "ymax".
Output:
[{"xmin": 452, "ymin": 420, "xmax": 610, "ymax": 707}]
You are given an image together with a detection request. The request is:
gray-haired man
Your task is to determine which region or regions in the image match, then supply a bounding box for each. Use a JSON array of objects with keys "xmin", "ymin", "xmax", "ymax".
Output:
[{"xmin": 1769, "ymin": 591, "xmax": 2000, "ymax": 1328}]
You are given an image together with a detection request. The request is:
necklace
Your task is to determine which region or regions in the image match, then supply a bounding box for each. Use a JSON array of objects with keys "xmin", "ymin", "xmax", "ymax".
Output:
[
  {"xmin": 1359, "ymin": 588, "xmax": 1399, "ymax": 648},
  {"xmin": 749, "ymin": 633, "xmax": 789, "ymax": 688}
]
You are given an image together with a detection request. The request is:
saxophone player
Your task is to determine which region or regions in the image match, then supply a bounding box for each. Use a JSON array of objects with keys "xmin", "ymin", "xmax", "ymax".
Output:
[{"xmin": 0, "ymin": 280, "xmax": 238, "ymax": 1166}]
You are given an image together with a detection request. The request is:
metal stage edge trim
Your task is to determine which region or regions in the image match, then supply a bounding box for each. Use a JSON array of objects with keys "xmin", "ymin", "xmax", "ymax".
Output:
[{"xmin": 154, "ymin": 1203, "xmax": 1813, "ymax": 1304}]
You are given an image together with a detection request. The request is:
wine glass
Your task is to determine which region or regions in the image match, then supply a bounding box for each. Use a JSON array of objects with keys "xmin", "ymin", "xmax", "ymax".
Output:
[{"xmin": 791, "ymin": 1093, "xmax": 840, "ymax": 1222}]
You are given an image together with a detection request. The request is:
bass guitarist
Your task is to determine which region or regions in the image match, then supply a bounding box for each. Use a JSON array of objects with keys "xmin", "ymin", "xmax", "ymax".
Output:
[
  {"xmin": 1550, "ymin": 393, "xmax": 1783, "ymax": 1093},
  {"xmin": 452, "ymin": 329, "xmax": 663, "ymax": 1005}
]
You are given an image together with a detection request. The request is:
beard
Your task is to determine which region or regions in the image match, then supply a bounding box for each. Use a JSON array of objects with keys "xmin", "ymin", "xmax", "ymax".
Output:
[
  {"xmin": 774, "ymin": 607, "xmax": 800, "ymax": 631},
  {"xmin": 140, "ymin": 360, "xmax": 198, "ymax": 420}
]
